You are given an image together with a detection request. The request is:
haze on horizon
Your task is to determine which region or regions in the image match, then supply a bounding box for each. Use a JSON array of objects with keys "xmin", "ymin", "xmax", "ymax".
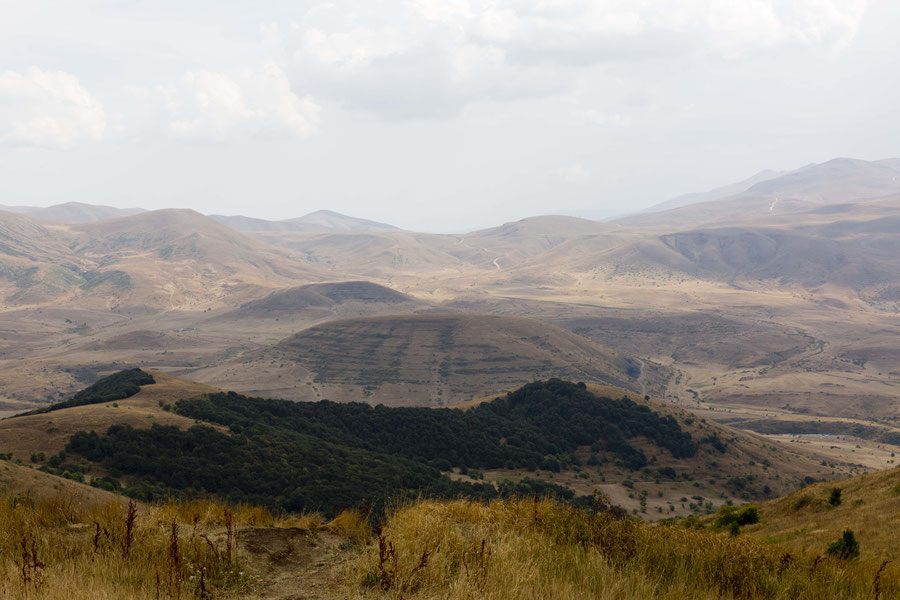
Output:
[{"xmin": 1, "ymin": 0, "xmax": 898, "ymax": 233}]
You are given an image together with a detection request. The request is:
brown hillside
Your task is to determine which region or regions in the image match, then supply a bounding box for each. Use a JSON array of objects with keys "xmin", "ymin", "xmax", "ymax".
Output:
[
  {"xmin": 447, "ymin": 382, "xmax": 857, "ymax": 518},
  {"xmin": 0, "ymin": 371, "xmax": 220, "ymax": 461},
  {"xmin": 744, "ymin": 465, "xmax": 900, "ymax": 561},
  {"xmin": 186, "ymin": 314, "xmax": 658, "ymax": 406}
]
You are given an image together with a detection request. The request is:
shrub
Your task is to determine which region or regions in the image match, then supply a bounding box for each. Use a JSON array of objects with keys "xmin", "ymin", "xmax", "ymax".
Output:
[
  {"xmin": 714, "ymin": 505, "xmax": 759, "ymax": 531},
  {"xmin": 793, "ymin": 494, "xmax": 813, "ymax": 510},
  {"xmin": 826, "ymin": 529, "xmax": 860, "ymax": 560},
  {"xmin": 828, "ymin": 487, "xmax": 842, "ymax": 507}
]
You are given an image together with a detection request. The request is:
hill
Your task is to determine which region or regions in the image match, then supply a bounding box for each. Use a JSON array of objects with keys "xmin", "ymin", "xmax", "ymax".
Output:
[
  {"xmin": 185, "ymin": 314, "xmax": 659, "ymax": 406},
  {"xmin": 617, "ymin": 157, "xmax": 900, "ymax": 230},
  {"xmin": 211, "ymin": 209, "xmax": 401, "ymax": 233},
  {"xmin": 646, "ymin": 169, "xmax": 784, "ymax": 213},
  {"xmin": 0, "ymin": 201, "xmax": 145, "ymax": 222},
  {"xmin": 233, "ymin": 280, "xmax": 420, "ymax": 316},
  {"xmin": 65, "ymin": 209, "xmax": 330, "ymax": 309},
  {"xmin": 0, "ymin": 370, "xmax": 218, "ymax": 460},
  {"xmin": 2, "ymin": 374, "xmax": 894, "ymax": 600},
  {"xmin": 0, "ymin": 208, "xmax": 334, "ymax": 309},
  {"xmin": 8, "ymin": 374, "xmax": 844, "ymax": 517},
  {"xmin": 2, "ymin": 369, "xmax": 857, "ymax": 520},
  {"xmin": 745, "ymin": 465, "xmax": 900, "ymax": 560}
]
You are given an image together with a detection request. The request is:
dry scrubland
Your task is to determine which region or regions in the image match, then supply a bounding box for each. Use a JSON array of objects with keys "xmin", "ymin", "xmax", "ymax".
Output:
[{"xmin": 1, "ymin": 487, "xmax": 898, "ymax": 600}]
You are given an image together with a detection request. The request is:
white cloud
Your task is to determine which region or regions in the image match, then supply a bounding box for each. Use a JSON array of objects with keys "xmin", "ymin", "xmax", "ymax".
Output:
[
  {"xmin": 0, "ymin": 66, "xmax": 105, "ymax": 149},
  {"xmin": 274, "ymin": 0, "xmax": 868, "ymax": 120},
  {"xmin": 555, "ymin": 162, "xmax": 589, "ymax": 183},
  {"xmin": 168, "ymin": 61, "xmax": 319, "ymax": 141}
]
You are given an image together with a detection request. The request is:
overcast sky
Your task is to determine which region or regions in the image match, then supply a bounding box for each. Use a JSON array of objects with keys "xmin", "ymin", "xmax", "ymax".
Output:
[{"xmin": 1, "ymin": 0, "xmax": 898, "ymax": 232}]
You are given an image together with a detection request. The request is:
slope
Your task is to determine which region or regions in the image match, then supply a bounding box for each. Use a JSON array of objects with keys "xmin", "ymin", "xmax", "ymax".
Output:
[
  {"xmin": 211, "ymin": 209, "xmax": 400, "ymax": 233},
  {"xmin": 66, "ymin": 209, "xmax": 330, "ymax": 309},
  {"xmin": 185, "ymin": 314, "xmax": 657, "ymax": 406},
  {"xmin": 0, "ymin": 202, "xmax": 145, "ymax": 223},
  {"xmin": 745, "ymin": 465, "xmax": 900, "ymax": 560},
  {"xmin": 0, "ymin": 370, "xmax": 218, "ymax": 461}
]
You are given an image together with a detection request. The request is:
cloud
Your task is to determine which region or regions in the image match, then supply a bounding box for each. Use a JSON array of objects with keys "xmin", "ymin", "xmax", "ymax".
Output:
[
  {"xmin": 168, "ymin": 61, "xmax": 319, "ymax": 141},
  {"xmin": 555, "ymin": 162, "xmax": 589, "ymax": 183},
  {"xmin": 0, "ymin": 66, "xmax": 105, "ymax": 149},
  {"xmin": 274, "ymin": 0, "xmax": 868, "ymax": 120},
  {"xmin": 289, "ymin": 22, "xmax": 572, "ymax": 119}
]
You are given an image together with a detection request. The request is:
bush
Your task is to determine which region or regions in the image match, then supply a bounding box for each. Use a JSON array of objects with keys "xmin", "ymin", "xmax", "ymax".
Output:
[
  {"xmin": 826, "ymin": 529, "xmax": 860, "ymax": 560},
  {"xmin": 828, "ymin": 487, "xmax": 842, "ymax": 506},
  {"xmin": 714, "ymin": 505, "xmax": 759, "ymax": 531}
]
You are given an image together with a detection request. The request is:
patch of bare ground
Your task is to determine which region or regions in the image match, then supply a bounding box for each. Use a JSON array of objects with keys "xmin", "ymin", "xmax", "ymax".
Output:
[{"xmin": 237, "ymin": 529, "xmax": 353, "ymax": 600}]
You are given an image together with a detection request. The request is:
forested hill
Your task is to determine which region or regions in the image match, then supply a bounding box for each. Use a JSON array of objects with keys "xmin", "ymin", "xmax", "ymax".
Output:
[
  {"xmin": 63, "ymin": 378, "xmax": 698, "ymax": 513},
  {"xmin": 176, "ymin": 379, "xmax": 696, "ymax": 470}
]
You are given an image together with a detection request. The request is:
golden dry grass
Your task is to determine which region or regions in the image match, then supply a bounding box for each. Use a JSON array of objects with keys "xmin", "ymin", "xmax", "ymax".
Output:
[
  {"xmin": 747, "ymin": 465, "xmax": 900, "ymax": 559},
  {"xmin": 347, "ymin": 497, "xmax": 899, "ymax": 600},
  {"xmin": 0, "ymin": 487, "xmax": 333, "ymax": 600}
]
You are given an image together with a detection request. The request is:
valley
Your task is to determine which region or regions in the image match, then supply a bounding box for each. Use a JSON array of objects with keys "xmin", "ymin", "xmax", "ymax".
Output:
[
  {"xmin": 1, "ymin": 157, "xmax": 899, "ymax": 600},
  {"xmin": 2, "ymin": 159, "xmax": 899, "ymax": 472}
]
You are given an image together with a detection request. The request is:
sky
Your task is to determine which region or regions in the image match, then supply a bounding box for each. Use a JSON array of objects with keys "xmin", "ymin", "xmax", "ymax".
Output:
[{"xmin": 0, "ymin": 0, "xmax": 898, "ymax": 233}]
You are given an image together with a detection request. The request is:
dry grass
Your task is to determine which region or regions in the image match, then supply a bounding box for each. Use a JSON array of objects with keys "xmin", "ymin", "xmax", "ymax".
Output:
[
  {"xmin": 347, "ymin": 497, "xmax": 899, "ymax": 600},
  {"xmin": 0, "ymin": 491, "xmax": 291, "ymax": 600},
  {"xmin": 747, "ymin": 465, "xmax": 900, "ymax": 560},
  {"xmin": 325, "ymin": 508, "xmax": 373, "ymax": 545}
]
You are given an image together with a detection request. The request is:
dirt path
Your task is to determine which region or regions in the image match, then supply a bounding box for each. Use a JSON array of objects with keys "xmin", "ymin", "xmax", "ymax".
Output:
[{"xmin": 237, "ymin": 528, "xmax": 356, "ymax": 600}]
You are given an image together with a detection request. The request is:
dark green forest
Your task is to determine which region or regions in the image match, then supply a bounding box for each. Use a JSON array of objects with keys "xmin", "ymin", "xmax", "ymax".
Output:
[{"xmin": 63, "ymin": 377, "xmax": 697, "ymax": 513}]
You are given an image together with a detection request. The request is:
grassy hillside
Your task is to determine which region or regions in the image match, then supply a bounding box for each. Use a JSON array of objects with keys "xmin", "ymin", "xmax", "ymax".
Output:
[
  {"xmin": 1, "ymin": 473, "xmax": 896, "ymax": 599},
  {"xmin": 345, "ymin": 496, "xmax": 898, "ymax": 600},
  {"xmin": 746, "ymin": 465, "xmax": 900, "ymax": 560},
  {"xmin": 0, "ymin": 371, "xmax": 217, "ymax": 460}
]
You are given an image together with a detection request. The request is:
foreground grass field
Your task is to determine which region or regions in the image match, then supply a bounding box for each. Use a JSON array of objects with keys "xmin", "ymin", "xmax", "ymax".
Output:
[
  {"xmin": 348, "ymin": 497, "xmax": 898, "ymax": 600},
  {"xmin": 0, "ymin": 492, "xmax": 321, "ymax": 600},
  {"xmin": 2, "ymin": 481, "xmax": 897, "ymax": 599}
]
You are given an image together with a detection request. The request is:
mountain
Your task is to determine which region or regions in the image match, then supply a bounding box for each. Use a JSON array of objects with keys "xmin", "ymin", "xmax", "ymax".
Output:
[
  {"xmin": 0, "ymin": 202, "xmax": 145, "ymax": 222},
  {"xmin": 0, "ymin": 208, "xmax": 332, "ymax": 309},
  {"xmin": 185, "ymin": 314, "xmax": 662, "ymax": 406},
  {"xmin": 211, "ymin": 209, "xmax": 401, "ymax": 233},
  {"xmin": 646, "ymin": 169, "xmax": 785, "ymax": 213},
  {"xmin": 619, "ymin": 158, "xmax": 900, "ymax": 229},
  {"xmin": 63, "ymin": 209, "xmax": 331, "ymax": 309}
]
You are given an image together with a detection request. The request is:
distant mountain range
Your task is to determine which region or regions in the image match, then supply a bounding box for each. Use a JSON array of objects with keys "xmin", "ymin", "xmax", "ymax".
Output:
[
  {"xmin": 209, "ymin": 209, "xmax": 401, "ymax": 233},
  {"xmin": 0, "ymin": 202, "xmax": 146, "ymax": 222}
]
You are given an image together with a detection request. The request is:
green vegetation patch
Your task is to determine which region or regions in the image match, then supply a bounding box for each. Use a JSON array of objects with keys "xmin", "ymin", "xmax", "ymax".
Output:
[
  {"xmin": 61, "ymin": 379, "xmax": 696, "ymax": 514},
  {"xmin": 14, "ymin": 368, "xmax": 154, "ymax": 417}
]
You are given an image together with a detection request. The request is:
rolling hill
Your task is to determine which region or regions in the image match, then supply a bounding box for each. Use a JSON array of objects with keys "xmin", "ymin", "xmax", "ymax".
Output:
[
  {"xmin": 0, "ymin": 201, "xmax": 145, "ymax": 223},
  {"xmin": 618, "ymin": 157, "xmax": 900, "ymax": 229},
  {"xmin": 0, "ymin": 372, "xmax": 856, "ymax": 517},
  {"xmin": 185, "ymin": 314, "xmax": 661, "ymax": 406},
  {"xmin": 211, "ymin": 209, "xmax": 401, "ymax": 233},
  {"xmin": 0, "ymin": 208, "xmax": 332, "ymax": 309}
]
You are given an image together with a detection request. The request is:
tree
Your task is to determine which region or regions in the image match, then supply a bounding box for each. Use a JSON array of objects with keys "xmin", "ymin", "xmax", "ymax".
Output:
[
  {"xmin": 827, "ymin": 487, "xmax": 842, "ymax": 506},
  {"xmin": 826, "ymin": 529, "xmax": 859, "ymax": 560}
]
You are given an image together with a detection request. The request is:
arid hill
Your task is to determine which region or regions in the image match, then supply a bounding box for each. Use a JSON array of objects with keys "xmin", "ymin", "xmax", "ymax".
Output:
[
  {"xmin": 0, "ymin": 201, "xmax": 145, "ymax": 223},
  {"xmin": 185, "ymin": 314, "xmax": 660, "ymax": 406},
  {"xmin": 211, "ymin": 209, "xmax": 400, "ymax": 233},
  {"xmin": 0, "ymin": 208, "xmax": 331, "ymax": 309},
  {"xmin": 234, "ymin": 281, "xmax": 420, "ymax": 315}
]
